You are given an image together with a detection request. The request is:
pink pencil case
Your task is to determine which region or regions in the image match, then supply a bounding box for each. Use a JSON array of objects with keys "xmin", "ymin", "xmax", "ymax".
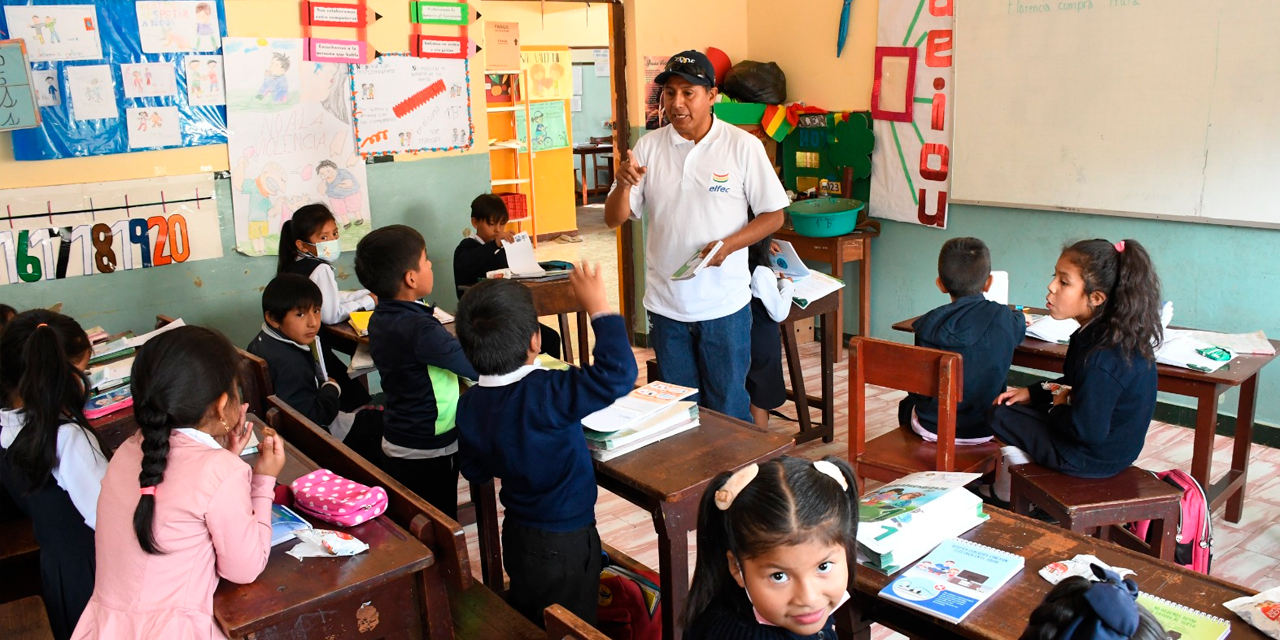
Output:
[
  {"xmin": 84, "ymin": 387, "xmax": 134, "ymax": 420},
  {"xmin": 290, "ymin": 469, "xmax": 388, "ymax": 527}
]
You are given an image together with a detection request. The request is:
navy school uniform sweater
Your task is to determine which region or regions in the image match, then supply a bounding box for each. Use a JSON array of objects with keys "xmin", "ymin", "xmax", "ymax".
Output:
[
  {"xmin": 454, "ymin": 236, "xmax": 508, "ymax": 300},
  {"xmin": 898, "ymin": 295, "xmax": 1026, "ymax": 439},
  {"xmin": 246, "ymin": 326, "xmax": 342, "ymax": 429},
  {"xmin": 456, "ymin": 314, "xmax": 638, "ymax": 532},
  {"xmin": 368, "ymin": 299, "xmax": 479, "ymax": 452},
  {"xmin": 1028, "ymin": 320, "xmax": 1158, "ymax": 475}
]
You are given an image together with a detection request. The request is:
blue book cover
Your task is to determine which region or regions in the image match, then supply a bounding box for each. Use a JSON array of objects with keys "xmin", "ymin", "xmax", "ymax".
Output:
[{"xmin": 878, "ymin": 538, "xmax": 1024, "ymax": 623}]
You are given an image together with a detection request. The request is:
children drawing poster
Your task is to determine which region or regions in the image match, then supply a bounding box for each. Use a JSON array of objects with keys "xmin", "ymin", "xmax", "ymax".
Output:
[
  {"xmin": 224, "ymin": 38, "xmax": 369, "ymax": 256},
  {"xmin": 0, "ymin": 175, "xmax": 222, "ymax": 286},
  {"xmin": 136, "ymin": 1, "xmax": 221, "ymax": 53},
  {"xmin": 2, "ymin": 5, "xmax": 102, "ymax": 62},
  {"xmin": 121, "ymin": 63, "xmax": 178, "ymax": 99},
  {"xmin": 520, "ymin": 48, "xmax": 571, "ymax": 101},
  {"xmin": 350, "ymin": 54, "xmax": 472, "ymax": 157},
  {"xmin": 515, "ymin": 100, "xmax": 569, "ymax": 152},
  {"xmin": 31, "ymin": 69, "xmax": 60, "ymax": 107},
  {"xmin": 184, "ymin": 55, "xmax": 224, "ymax": 106},
  {"xmin": 127, "ymin": 106, "xmax": 181, "ymax": 148},
  {"xmin": 65, "ymin": 64, "xmax": 117, "ymax": 121}
]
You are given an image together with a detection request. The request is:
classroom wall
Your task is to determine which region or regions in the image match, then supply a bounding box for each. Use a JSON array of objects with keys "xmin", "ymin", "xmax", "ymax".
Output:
[
  {"xmin": 745, "ymin": 0, "xmax": 877, "ymax": 111},
  {"xmin": 483, "ymin": 1, "xmax": 609, "ymax": 48}
]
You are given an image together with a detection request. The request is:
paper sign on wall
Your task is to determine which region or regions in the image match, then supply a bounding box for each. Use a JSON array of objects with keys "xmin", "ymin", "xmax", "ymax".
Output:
[
  {"xmin": 350, "ymin": 54, "xmax": 472, "ymax": 157},
  {"xmin": 136, "ymin": 1, "xmax": 222, "ymax": 53},
  {"xmin": 121, "ymin": 63, "xmax": 178, "ymax": 98},
  {"xmin": 31, "ymin": 68, "xmax": 60, "ymax": 108},
  {"xmin": 594, "ymin": 48, "xmax": 609, "ymax": 77},
  {"xmin": 0, "ymin": 40, "xmax": 40, "ymax": 131},
  {"xmin": 3, "ymin": 5, "xmax": 103, "ymax": 62},
  {"xmin": 484, "ymin": 21, "xmax": 520, "ymax": 71},
  {"xmin": 127, "ymin": 106, "xmax": 182, "ymax": 149},
  {"xmin": 184, "ymin": 55, "xmax": 225, "ymax": 105},
  {"xmin": 65, "ymin": 64, "xmax": 117, "ymax": 121},
  {"xmin": 515, "ymin": 100, "xmax": 569, "ymax": 152},
  {"xmin": 0, "ymin": 175, "xmax": 223, "ymax": 286},
  {"xmin": 521, "ymin": 48, "xmax": 571, "ymax": 101},
  {"xmin": 644, "ymin": 56, "xmax": 669, "ymax": 130}
]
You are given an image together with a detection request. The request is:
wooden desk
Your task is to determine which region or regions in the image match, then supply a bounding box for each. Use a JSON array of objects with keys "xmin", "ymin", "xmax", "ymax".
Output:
[
  {"xmin": 775, "ymin": 224, "xmax": 880, "ymax": 362},
  {"xmin": 783, "ymin": 291, "xmax": 839, "ymax": 444},
  {"xmin": 892, "ymin": 309, "xmax": 1280, "ymax": 523},
  {"xmin": 214, "ymin": 421, "xmax": 435, "ymax": 640},
  {"xmin": 573, "ymin": 143, "xmax": 613, "ymax": 205},
  {"xmin": 853, "ymin": 507, "xmax": 1265, "ymax": 640},
  {"xmin": 594, "ymin": 411, "xmax": 794, "ymax": 640}
]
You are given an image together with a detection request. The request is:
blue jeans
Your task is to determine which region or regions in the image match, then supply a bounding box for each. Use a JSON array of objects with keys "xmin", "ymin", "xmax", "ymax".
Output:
[{"xmin": 649, "ymin": 305, "xmax": 752, "ymax": 422}]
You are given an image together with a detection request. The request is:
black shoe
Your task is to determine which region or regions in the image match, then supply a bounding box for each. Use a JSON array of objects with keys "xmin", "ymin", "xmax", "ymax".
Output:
[{"xmin": 974, "ymin": 484, "xmax": 1011, "ymax": 511}]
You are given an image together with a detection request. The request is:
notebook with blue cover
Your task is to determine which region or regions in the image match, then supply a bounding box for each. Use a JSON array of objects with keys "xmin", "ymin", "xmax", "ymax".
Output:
[{"xmin": 878, "ymin": 537, "xmax": 1024, "ymax": 623}]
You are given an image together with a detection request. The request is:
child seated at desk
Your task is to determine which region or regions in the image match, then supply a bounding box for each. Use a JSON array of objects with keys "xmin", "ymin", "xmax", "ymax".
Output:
[
  {"xmin": 989, "ymin": 239, "xmax": 1161, "ymax": 503},
  {"xmin": 899, "ymin": 237, "xmax": 1025, "ymax": 444},
  {"xmin": 1, "ymin": 310, "xmax": 107, "ymax": 640},
  {"xmin": 73, "ymin": 326, "xmax": 286, "ymax": 640},
  {"xmin": 454, "ymin": 263, "xmax": 636, "ymax": 627},
  {"xmin": 355, "ymin": 225, "xmax": 477, "ymax": 520},
  {"xmin": 1021, "ymin": 564, "xmax": 1166, "ymax": 640},
  {"xmin": 453, "ymin": 193, "xmax": 561, "ymax": 359}
]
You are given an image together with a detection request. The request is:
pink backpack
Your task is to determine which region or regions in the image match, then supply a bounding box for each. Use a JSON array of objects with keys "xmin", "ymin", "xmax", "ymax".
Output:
[
  {"xmin": 290, "ymin": 469, "xmax": 388, "ymax": 528},
  {"xmin": 1127, "ymin": 469, "xmax": 1213, "ymax": 574}
]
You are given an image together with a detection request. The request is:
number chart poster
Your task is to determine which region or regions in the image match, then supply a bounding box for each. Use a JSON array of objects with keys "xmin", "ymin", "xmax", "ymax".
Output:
[
  {"xmin": 223, "ymin": 38, "xmax": 369, "ymax": 257},
  {"xmin": 0, "ymin": 175, "xmax": 221, "ymax": 287},
  {"xmin": 868, "ymin": 0, "xmax": 954, "ymax": 229},
  {"xmin": 350, "ymin": 54, "xmax": 472, "ymax": 157}
]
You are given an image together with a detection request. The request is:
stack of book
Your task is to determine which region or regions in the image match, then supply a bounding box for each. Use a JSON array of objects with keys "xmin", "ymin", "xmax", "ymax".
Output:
[
  {"xmin": 858, "ymin": 472, "xmax": 988, "ymax": 574},
  {"xmin": 582, "ymin": 382, "xmax": 699, "ymax": 462}
]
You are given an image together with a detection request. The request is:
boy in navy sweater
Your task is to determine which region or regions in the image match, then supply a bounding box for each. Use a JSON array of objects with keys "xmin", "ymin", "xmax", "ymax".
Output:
[
  {"xmin": 355, "ymin": 225, "xmax": 478, "ymax": 519},
  {"xmin": 455, "ymin": 263, "xmax": 637, "ymax": 627},
  {"xmin": 899, "ymin": 237, "xmax": 1025, "ymax": 442}
]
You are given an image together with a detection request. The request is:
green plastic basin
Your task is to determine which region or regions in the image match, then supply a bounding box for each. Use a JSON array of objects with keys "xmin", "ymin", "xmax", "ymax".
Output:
[{"xmin": 785, "ymin": 197, "xmax": 867, "ymax": 238}]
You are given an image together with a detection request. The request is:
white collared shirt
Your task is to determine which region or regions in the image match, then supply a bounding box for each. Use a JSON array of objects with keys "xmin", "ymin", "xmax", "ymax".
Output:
[
  {"xmin": 476, "ymin": 363, "xmax": 543, "ymax": 388},
  {"xmin": 175, "ymin": 427, "xmax": 224, "ymax": 450},
  {"xmin": 0, "ymin": 408, "xmax": 108, "ymax": 529},
  {"xmin": 617, "ymin": 117, "xmax": 790, "ymax": 322}
]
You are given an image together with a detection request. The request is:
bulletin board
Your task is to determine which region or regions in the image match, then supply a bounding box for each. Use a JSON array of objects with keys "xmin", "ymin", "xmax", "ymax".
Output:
[
  {"xmin": 350, "ymin": 53, "xmax": 473, "ymax": 158},
  {"xmin": 0, "ymin": 0, "xmax": 228, "ymax": 161}
]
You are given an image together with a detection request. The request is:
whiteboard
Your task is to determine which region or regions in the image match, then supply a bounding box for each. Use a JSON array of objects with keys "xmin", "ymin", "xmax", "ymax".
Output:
[{"xmin": 951, "ymin": 0, "xmax": 1280, "ymax": 228}]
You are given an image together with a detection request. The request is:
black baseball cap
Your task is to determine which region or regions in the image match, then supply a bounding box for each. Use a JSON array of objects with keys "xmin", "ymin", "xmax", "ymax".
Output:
[{"xmin": 655, "ymin": 50, "xmax": 715, "ymax": 88}]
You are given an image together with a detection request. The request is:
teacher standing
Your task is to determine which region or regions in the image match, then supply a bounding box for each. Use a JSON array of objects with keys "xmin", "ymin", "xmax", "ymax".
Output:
[{"xmin": 605, "ymin": 50, "xmax": 789, "ymax": 422}]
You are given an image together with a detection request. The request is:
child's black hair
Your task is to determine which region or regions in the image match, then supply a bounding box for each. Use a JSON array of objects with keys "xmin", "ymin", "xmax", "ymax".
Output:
[
  {"xmin": 1020, "ymin": 575, "xmax": 1166, "ymax": 640},
  {"xmin": 1063, "ymin": 239, "xmax": 1162, "ymax": 362},
  {"xmin": 354, "ymin": 224, "xmax": 427, "ymax": 300},
  {"xmin": 456, "ymin": 279, "xmax": 538, "ymax": 376},
  {"xmin": 0, "ymin": 310, "xmax": 99, "ymax": 492},
  {"xmin": 131, "ymin": 326, "xmax": 241, "ymax": 555},
  {"xmin": 276, "ymin": 203, "xmax": 337, "ymax": 274},
  {"xmin": 746, "ymin": 235, "xmax": 773, "ymax": 272},
  {"xmin": 938, "ymin": 237, "xmax": 992, "ymax": 298},
  {"xmin": 470, "ymin": 193, "xmax": 510, "ymax": 226},
  {"xmin": 0, "ymin": 304, "xmax": 16, "ymax": 328},
  {"xmin": 262, "ymin": 273, "xmax": 323, "ymax": 324},
  {"xmin": 684, "ymin": 455, "xmax": 859, "ymax": 629}
]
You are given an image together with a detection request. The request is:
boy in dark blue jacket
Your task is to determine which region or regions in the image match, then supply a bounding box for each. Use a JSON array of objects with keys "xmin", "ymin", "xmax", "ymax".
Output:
[
  {"xmin": 455, "ymin": 263, "xmax": 637, "ymax": 627},
  {"xmin": 898, "ymin": 237, "xmax": 1025, "ymax": 442},
  {"xmin": 355, "ymin": 225, "xmax": 478, "ymax": 519}
]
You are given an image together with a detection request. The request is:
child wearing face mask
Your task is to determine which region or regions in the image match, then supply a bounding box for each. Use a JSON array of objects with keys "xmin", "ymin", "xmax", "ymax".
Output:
[{"xmin": 684, "ymin": 455, "xmax": 860, "ymax": 639}]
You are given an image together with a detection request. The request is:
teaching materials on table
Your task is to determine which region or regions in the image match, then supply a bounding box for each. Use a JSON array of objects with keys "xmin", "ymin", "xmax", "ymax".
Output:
[
  {"xmin": 84, "ymin": 386, "xmax": 134, "ymax": 420},
  {"xmin": 671, "ymin": 241, "xmax": 723, "ymax": 281},
  {"xmin": 984, "ymin": 271, "xmax": 1009, "ymax": 306},
  {"xmin": 582, "ymin": 381, "xmax": 698, "ymax": 433},
  {"xmin": 586, "ymin": 402, "xmax": 699, "ymax": 452},
  {"xmin": 126, "ymin": 318, "xmax": 186, "ymax": 348},
  {"xmin": 1156, "ymin": 335, "xmax": 1234, "ymax": 374},
  {"xmin": 3, "ymin": 5, "xmax": 103, "ymax": 62},
  {"xmin": 0, "ymin": 40, "xmax": 40, "ymax": 131},
  {"xmin": 858, "ymin": 472, "xmax": 988, "ymax": 574},
  {"xmin": 1137, "ymin": 592, "xmax": 1231, "ymax": 640},
  {"xmin": 88, "ymin": 357, "xmax": 134, "ymax": 392},
  {"xmin": 878, "ymin": 538, "xmax": 1024, "ymax": 623},
  {"xmin": 350, "ymin": 53, "xmax": 472, "ymax": 156},
  {"xmin": 590, "ymin": 418, "xmax": 701, "ymax": 462},
  {"xmin": 791, "ymin": 272, "xmax": 845, "ymax": 309},
  {"xmin": 1026, "ymin": 315, "xmax": 1080, "ymax": 345},
  {"xmin": 1166, "ymin": 328, "xmax": 1276, "ymax": 356},
  {"xmin": 270, "ymin": 504, "xmax": 312, "ymax": 546},
  {"xmin": 90, "ymin": 337, "xmax": 134, "ymax": 363}
]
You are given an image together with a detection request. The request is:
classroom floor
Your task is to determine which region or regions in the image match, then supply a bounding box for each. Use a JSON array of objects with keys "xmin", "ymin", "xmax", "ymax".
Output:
[{"xmin": 455, "ymin": 339, "xmax": 1280, "ymax": 640}]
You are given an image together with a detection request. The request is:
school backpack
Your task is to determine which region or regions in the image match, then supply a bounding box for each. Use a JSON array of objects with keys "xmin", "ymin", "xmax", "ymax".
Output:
[
  {"xmin": 1127, "ymin": 469, "xmax": 1212, "ymax": 574},
  {"xmin": 597, "ymin": 560, "xmax": 662, "ymax": 640}
]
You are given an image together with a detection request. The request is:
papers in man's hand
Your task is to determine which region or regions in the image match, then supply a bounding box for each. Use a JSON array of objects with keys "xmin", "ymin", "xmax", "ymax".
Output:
[
  {"xmin": 769, "ymin": 240, "xmax": 811, "ymax": 281},
  {"xmin": 1156, "ymin": 334, "xmax": 1233, "ymax": 373},
  {"xmin": 581, "ymin": 381, "xmax": 697, "ymax": 432},
  {"xmin": 500, "ymin": 232, "xmax": 546, "ymax": 276},
  {"xmin": 671, "ymin": 241, "xmax": 723, "ymax": 281},
  {"xmin": 1026, "ymin": 316, "xmax": 1080, "ymax": 344},
  {"xmin": 126, "ymin": 318, "xmax": 185, "ymax": 348},
  {"xmin": 792, "ymin": 272, "xmax": 845, "ymax": 309}
]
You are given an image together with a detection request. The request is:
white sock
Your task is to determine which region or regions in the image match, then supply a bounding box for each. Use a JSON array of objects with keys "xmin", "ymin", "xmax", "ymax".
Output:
[
  {"xmin": 1002, "ymin": 446, "xmax": 1031, "ymax": 466},
  {"xmin": 992, "ymin": 447, "xmax": 1031, "ymax": 502}
]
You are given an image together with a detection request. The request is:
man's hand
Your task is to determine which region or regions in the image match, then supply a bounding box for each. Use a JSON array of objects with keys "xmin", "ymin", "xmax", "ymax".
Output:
[
  {"xmin": 569, "ymin": 261, "xmax": 610, "ymax": 317},
  {"xmin": 699, "ymin": 240, "xmax": 732, "ymax": 268},
  {"xmin": 615, "ymin": 149, "xmax": 647, "ymax": 188}
]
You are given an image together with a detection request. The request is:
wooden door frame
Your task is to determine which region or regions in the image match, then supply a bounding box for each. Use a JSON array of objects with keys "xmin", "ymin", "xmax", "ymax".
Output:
[{"xmin": 496, "ymin": 0, "xmax": 637, "ymax": 341}]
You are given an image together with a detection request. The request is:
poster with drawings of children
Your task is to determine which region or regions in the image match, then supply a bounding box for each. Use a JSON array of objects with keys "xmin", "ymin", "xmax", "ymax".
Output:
[
  {"xmin": 127, "ymin": 106, "xmax": 181, "ymax": 148},
  {"xmin": 349, "ymin": 54, "xmax": 472, "ymax": 157},
  {"xmin": 3, "ymin": 5, "xmax": 103, "ymax": 62},
  {"xmin": 65, "ymin": 64, "xmax": 117, "ymax": 121},
  {"xmin": 223, "ymin": 38, "xmax": 369, "ymax": 256},
  {"xmin": 32, "ymin": 70, "xmax": 60, "ymax": 107},
  {"xmin": 121, "ymin": 63, "xmax": 178, "ymax": 98},
  {"xmin": 185, "ymin": 55, "xmax": 225, "ymax": 106},
  {"xmin": 135, "ymin": 1, "xmax": 222, "ymax": 53}
]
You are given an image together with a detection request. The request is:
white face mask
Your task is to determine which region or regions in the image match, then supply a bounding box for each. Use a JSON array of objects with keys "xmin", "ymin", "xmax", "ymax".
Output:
[{"xmin": 309, "ymin": 239, "xmax": 341, "ymax": 262}]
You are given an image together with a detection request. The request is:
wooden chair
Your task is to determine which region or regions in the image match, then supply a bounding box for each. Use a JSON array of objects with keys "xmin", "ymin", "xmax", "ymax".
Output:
[
  {"xmin": 589, "ymin": 135, "xmax": 614, "ymax": 197},
  {"xmin": 847, "ymin": 337, "xmax": 1001, "ymax": 487},
  {"xmin": 544, "ymin": 604, "xmax": 611, "ymax": 640},
  {"xmin": 267, "ymin": 397, "xmax": 544, "ymax": 640}
]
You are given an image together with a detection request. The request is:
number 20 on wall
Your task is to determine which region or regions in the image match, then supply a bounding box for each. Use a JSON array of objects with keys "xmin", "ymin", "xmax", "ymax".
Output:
[{"xmin": 0, "ymin": 214, "xmax": 191, "ymax": 285}]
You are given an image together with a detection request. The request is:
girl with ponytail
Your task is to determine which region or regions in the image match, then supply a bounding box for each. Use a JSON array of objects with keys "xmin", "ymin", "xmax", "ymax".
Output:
[
  {"xmin": 684, "ymin": 455, "xmax": 860, "ymax": 639},
  {"xmin": 988, "ymin": 239, "xmax": 1162, "ymax": 501},
  {"xmin": 0, "ymin": 310, "xmax": 106, "ymax": 640},
  {"xmin": 72, "ymin": 326, "xmax": 286, "ymax": 640}
]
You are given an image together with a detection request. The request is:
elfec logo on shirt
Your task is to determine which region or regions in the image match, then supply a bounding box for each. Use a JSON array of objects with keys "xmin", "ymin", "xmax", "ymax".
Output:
[{"xmin": 709, "ymin": 172, "xmax": 731, "ymax": 193}]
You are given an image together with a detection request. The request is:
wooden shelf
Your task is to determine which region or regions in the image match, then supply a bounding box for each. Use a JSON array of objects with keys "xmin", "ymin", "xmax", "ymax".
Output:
[{"xmin": 491, "ymin": 179, "xmax": 530, "ymax": 186}]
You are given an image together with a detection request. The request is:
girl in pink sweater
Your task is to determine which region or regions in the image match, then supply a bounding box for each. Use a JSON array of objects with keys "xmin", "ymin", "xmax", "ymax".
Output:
[{"xmin": 72, "ymin": 326, "xmax": 287, "ymax": 640}]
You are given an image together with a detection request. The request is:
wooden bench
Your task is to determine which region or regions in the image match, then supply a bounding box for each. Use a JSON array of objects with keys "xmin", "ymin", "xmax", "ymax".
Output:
[
  {"xmin": 545, "ymin": 604, "xmax": 611, "ymax": 640},
  {"xmin": 0, "ymin": 596, "xmax": 53, "ymax": 640},
  {"xmin": 267, "ymin": 396, "xmax": 544, "ymax": 640}
]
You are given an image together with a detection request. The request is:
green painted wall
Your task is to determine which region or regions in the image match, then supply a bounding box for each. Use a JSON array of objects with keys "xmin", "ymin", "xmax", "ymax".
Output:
[{"xmin": 1, "ymin": 155, "xmax": 490, "ymax": 349}]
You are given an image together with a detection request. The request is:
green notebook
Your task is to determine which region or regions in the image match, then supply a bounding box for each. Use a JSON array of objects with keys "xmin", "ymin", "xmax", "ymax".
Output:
[{"xmin": 1137, "ymin": 592, "xmax": 1230, "ymax": 640}]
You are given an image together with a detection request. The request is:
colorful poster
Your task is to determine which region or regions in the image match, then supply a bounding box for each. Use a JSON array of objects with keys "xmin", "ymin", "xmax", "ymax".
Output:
[
  {"xmin": 127, "ymin": 106, "xmax": 181, "ymax": 148},
  {"xmin": 644, "ymin": 56, "xmax": 669, "ymax": 130},
  {"xmin": 520, "ymin": 48, "xmax": 570, "ymax": 101},
  {"xmin": 66, "ymin": 65, "xmax": 117, "ymax": 121},
  {"xmin": 868, "ymin": 0, "xmax": 954, "ymax": 228},
  {"xmin": 3, "ymin": 5, "xmax": 103, "ymax": 62},
  {"xmin": 121, "ymin": 63, "xmax": 178, "ymax": 98},
  {"xmin": 350, "ymin": 54, "xmax": 472, "ymax": 157},
  {"xmin": 135, "ymin": 1, "xmax": 222, "ymax": 53},
  {"xmin": 184, "ymin": 55, "xmax": 225, "ymax": 105},
  {"xmin": 0, "ymin": 175, "xmax": 222, "ymax": 286},
  {"xmin": 484, "ymin": 21, "xmax": 520, "ymax": 71},
  {"xmin": 515, "ymin": 100, "xmax": 569, "ymax": 152},
  {"xmin": 224, "ymin": 38, "xmax": 368, "ymax": 256}
]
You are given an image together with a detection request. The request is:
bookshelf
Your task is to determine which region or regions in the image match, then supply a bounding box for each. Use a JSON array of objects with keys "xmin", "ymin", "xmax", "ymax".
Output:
[{"xmin": 486, "ymin": 69, "xmax": 537, "ymax": 242}]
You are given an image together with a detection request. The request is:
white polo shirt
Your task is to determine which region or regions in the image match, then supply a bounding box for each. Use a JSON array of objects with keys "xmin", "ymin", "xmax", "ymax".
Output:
[{"xmin": 619, "ymin": 117, "xmax": 789, "ymax": 322}]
